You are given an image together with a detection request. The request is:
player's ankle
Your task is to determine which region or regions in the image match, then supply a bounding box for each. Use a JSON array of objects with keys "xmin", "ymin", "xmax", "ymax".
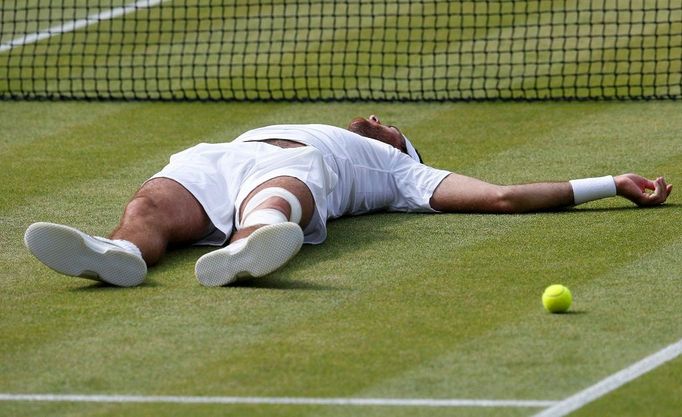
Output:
[{"xmin": 229, "ymin": 225, "xmax": 263, "ymax": 243}]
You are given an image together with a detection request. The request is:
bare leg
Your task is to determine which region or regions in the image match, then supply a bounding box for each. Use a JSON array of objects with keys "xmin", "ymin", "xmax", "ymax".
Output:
[
  {"xmin": 23, "ymin": 178, "xmax": 209, "ymax": 286},
  {"xmin": 111, "ymin": 178, "xmax": 211, "ymax": 265},
  {"xmin": 231, "ymin": 175, "xmax": 315, "ymax": 242}
]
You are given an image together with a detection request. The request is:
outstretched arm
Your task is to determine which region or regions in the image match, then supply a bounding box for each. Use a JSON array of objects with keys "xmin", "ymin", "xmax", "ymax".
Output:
[{"xmin": 429, "ymin": 173, "xmax": 672, "ymax": 214}]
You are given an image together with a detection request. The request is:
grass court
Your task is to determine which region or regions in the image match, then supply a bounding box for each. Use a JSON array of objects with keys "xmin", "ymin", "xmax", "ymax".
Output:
[
  {"xmin": 1, "ymin": 0, "xmax": 682, "ymax": 415},
  {"xmin": 1, "ymin": 100, "xmax": 681, "ymax": 417}
]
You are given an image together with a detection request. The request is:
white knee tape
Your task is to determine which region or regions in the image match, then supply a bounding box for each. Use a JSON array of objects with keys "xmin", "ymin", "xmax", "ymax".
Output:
[
  {"xmin": 241, "ymin": 209, "xmax": 289, "ymax": 228},
  {"xmin": 238, "ymin": 187, "xmax": 302, "ymax": 229}
]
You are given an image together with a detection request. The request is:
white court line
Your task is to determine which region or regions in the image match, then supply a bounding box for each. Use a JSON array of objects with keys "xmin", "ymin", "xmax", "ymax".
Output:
[
  {"xmin": 532, "ymin": 337, "xmax": 682, "ymax": 417},
  {"xmin": 6, "ymin": 340, "xmax": 678, "ymax": 411},
  {"xmin": 0, "ymin": 0, "xmax": 167, "ymax": 53},
  {"xmin": 0, "ymin": 393, "xmax": 556, "ymax": 408}
]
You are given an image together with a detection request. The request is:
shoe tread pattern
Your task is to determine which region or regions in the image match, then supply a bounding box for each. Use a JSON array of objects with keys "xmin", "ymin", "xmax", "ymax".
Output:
[
  {"xmin": 24, "ymin": 222, "xmax": 146, "ymax": 287},
  {"xmin": 195, "ymin": 222, "xmax": 304, "ymax": 287}
]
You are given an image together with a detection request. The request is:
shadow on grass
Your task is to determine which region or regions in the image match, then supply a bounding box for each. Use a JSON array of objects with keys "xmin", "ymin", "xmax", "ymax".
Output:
[
  {"xmin": 231, "ymin": 276, "xmax": 343, "ymax": 291},
  {"xmin": 566, "ymin": 310, "xmax": 588, "ymax": 315},
  {"xmin": 567, "ymin": 203, "xmax": 680, "ymax": 213},
  {"xmin": 547, "ymin": 310, "xmax": 588, "ymax": 316},
  {"xmin": 67, "ymin": 203, "xmax": 677, "ymax": 292},
  {"xmin": 307, "ymin": 212, "xmax": 416, "ymax": 259},
  {"xmin": 67, "ymin": 242, "xmax": 345, "ymax": 291},
  {"xmin": 69, "ymin": 279, "xmax": 161, "ymax": 292},
  {"xmin": 518, "ymin": 203, "xmax": 679, "ymax": 216}
]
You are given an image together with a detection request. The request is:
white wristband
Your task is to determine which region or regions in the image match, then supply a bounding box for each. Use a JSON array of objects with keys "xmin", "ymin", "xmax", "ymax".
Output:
[{"xmin": 569, "ymin": 176, "xmax": 617, "ymax": 205}]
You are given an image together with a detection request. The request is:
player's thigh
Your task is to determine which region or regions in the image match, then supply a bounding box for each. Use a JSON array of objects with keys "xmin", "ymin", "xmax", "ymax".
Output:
[{"xmin": 133, "ymin": 178, "xmax": 211, "ymax": 241}]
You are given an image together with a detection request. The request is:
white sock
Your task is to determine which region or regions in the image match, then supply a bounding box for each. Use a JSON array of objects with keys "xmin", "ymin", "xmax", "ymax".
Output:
[
  {"xmin": 114, "ymin": 239, "xmax": 143, "ymax": 258},
  {"xmin": 95, "ymin": 237, "xmax": 143, "ymax": 259}
]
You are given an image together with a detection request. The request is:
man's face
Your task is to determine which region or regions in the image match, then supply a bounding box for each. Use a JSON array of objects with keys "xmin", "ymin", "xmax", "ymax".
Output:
[{"xmin": 347, "ymin": 115, "xmax": 407, "ymax": 153}]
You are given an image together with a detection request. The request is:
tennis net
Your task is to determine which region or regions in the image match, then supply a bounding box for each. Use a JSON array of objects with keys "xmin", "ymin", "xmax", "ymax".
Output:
[{"xmin": 1, "ymin": 0, "xmax": 681, "ymax": 101}]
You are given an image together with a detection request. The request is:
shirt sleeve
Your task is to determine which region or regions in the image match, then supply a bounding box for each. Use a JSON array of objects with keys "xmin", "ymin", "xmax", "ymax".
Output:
[{"xmin": 388, "ymin": 154, "xmax": 451, "ymax": 213}]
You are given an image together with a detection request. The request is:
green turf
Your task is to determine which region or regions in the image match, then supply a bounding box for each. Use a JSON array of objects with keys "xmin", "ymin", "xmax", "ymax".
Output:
[
  {"xmin": 2, "ymin": 1, "xmax": 681, "ymax": 100},
  {"xmin": 571, "ymin": 356, "xmax": 682, "ymax": 417},
  {"xmin": 0, "ymin": 101, "xmax": 681, "ymax": 417}
]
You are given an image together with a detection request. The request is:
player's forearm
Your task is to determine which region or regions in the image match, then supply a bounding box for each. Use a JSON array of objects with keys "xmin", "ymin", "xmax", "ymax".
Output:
[
  {"xmin": 429, "ymin": 173, "xmax": 576, "ymax": 213},
  {"xmin": 429, "ymin": 173, "xmax": 671, "ymax": 214},
  {"xmin": 501, "ymin": 175, "xmax": 623, "ymax": 213},
  {"xmin": 497, "ymin": 182, "xmax": 575, "ymax": 213}
]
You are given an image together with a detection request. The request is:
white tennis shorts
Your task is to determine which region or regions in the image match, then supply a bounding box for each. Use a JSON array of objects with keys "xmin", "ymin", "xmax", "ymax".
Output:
[{"xmin": 150, "ymin": 141, "xmax": 337, "ymax": 246}]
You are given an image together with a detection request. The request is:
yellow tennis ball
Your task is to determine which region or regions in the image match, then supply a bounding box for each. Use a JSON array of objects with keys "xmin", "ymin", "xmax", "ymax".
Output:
[{"xmin": 542, "ymin": 284, "xmax": 572, "ymax": 313}]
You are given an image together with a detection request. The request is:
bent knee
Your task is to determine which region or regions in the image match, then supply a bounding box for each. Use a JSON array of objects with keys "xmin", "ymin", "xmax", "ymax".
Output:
[
  {"xmin": 125, "ymin": 179, "xmax": 211, "ymax": 237},
  {"xmin": 124, "ymin": 194, "xmax": 161, "ymax": 220},
  {"xmin": 240, "ymin": 176, "xmax": 315, "ymax": 228}
]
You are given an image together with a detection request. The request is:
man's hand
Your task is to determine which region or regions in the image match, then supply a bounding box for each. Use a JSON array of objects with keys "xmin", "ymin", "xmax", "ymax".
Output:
[{"xmin": 615, "ymin": 173, "xmax": 673, "ymax": 207}]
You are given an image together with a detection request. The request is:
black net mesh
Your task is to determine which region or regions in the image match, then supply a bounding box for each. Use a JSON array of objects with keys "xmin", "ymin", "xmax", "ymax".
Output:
[{"xmin": 1, "ymin": 0, "xmax": 681, "ymax": 101}]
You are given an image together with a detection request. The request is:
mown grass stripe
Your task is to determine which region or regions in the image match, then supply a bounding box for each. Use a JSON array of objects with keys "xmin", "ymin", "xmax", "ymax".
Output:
[
  {"xmin": 532, "ymin": 338, "xmax": 682, "ymax": 417},
  {"xmin": 0, "ymin": 0, "xmax": 167, "ymax": 54},
  {"xmin": 2, "ymin": 102, "xmax": 679, "ymax": 417},
  {"xmin": 0, "ymin": 393, "xmax": 556, "ymax": 408}
]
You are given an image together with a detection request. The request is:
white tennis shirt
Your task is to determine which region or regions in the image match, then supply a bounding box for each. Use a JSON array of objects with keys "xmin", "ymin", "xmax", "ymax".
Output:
[
  {"xmin": 233, "ymin": 124, "xmax": 450, "ymax": 219},
  {"xmin": 153, "ymin": 124, "xmax": 450, "ymax": 244}
]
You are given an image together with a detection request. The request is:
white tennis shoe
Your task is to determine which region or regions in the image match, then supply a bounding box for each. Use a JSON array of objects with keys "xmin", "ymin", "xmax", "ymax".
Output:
[
  {"xmin": 195, "ymin": 222, "xmax": 304, "ymax": 287},
  {"xmin": 24, "ymin": 222, "xmax": 147, "ymax": 287}
]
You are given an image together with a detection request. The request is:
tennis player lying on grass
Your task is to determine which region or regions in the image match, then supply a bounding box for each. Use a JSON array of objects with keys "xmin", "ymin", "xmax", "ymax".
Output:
[{"xmin": 25, "ymin": 115, "xmax": 672, "ymax": 287}]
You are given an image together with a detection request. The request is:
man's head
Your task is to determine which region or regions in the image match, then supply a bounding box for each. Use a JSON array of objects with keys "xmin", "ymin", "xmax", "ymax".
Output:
[{"xmin": 347, "ymin": 115, "xmax": 422, "ymax": 162}]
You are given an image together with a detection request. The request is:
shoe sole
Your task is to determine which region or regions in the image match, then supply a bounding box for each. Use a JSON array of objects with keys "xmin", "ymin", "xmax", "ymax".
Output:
[
  {"xmin": 24, "ymin": 222, "xmax": 147, "ymax": 287},
  {"xmin": 195, "ymin": 222, "xmax": 304, "ymax": 287}
]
